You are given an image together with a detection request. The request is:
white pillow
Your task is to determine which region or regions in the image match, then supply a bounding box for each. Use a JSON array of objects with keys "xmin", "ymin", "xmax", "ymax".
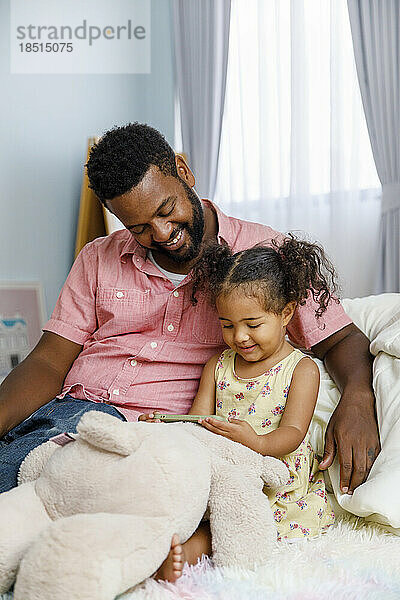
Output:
[
  {"xmin": 341, "ymin": 294, "xmax": 400, "ymax": 353},
  {"xmin": 311, "ymin": 293, "xmax": 400, "ymax": 531}
]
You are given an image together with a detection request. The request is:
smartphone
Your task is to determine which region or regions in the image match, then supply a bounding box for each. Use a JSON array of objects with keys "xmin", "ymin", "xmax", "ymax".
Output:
[{"xmin": 152, "ymin": 413, "xmax": 226, "ymax": 423}]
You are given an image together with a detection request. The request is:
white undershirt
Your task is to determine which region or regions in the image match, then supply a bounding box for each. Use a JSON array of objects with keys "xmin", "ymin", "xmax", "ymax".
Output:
[{"xmin": 147, "ymin": 250, "xmax": 186, "ymax": 288}]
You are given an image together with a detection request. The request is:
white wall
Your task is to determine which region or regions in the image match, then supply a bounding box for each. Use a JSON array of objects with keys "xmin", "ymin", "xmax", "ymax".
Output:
[{"xmin": 0, "ymin": 0, "xmax": 175, "ymax": 316}]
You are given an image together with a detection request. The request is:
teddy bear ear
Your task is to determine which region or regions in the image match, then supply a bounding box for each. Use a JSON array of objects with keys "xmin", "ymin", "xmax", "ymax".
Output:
[
  {"xmin": 76, "ymin": 411, "xmax": 141, "ymax": 456},
  {"xmin": 18, "ymin": 440, "xmax": 59, "ymax": 484}
]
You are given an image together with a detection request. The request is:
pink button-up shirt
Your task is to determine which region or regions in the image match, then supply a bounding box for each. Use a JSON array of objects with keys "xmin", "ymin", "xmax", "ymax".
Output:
[{"xmin": 43, "ymin": 200, "xmax": 352, "ymax": 421}]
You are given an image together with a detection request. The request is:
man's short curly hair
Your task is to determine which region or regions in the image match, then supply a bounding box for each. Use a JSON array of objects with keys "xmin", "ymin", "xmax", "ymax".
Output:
[{"xmin": 86, "ymin": 123, "xmax": 178, "ymax": 203}]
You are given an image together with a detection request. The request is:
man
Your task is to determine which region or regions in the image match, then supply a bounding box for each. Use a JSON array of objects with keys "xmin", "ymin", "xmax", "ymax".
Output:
[{"xmin": 0, "ymin": 123, "xmax": 379, "ymax": 495}]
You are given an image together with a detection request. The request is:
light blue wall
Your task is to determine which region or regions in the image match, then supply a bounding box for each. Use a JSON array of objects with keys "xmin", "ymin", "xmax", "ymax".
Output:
[{"xmin": 0, "ymin": 0, "xmax": 175, "ymax": 316}]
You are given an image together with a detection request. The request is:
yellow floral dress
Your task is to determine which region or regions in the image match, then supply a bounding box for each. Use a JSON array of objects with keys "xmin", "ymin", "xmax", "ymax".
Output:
[{"xmin": 215, "ymin": 348, "xmax": 335, "ymax": 540}]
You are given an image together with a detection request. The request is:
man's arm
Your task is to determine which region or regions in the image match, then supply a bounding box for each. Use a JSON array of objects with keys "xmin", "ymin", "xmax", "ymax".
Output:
[
  {"xmin": 311, "ymin": 323, "xmax": 380, "ymax": 494},
  {"xmin": 0, "ymin": 331, "xmax": 82, "ymax": 437}
]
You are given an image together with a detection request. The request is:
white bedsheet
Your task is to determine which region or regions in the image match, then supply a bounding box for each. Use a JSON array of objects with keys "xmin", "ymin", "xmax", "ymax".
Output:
[{"xmin": 309, "ymin": 293, "xmax": 400, "ymax": 532}]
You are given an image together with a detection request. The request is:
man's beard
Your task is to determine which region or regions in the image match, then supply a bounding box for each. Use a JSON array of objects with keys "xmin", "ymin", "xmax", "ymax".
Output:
[{"xmin": 153, "ymin": 182, "xmax": 205, "ymax": 264}]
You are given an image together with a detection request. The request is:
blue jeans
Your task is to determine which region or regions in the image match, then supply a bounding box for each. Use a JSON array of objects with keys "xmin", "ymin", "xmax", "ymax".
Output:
[{"xmin": 0, "ymin": 396, "xmax": 125, "ymax": 494}]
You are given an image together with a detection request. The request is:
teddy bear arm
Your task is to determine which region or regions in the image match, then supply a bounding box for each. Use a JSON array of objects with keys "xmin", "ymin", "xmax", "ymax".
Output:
[
  {"xmin": 209, "ymin": 463, "xmax": 278, "ymax": 569},
  {"xmin": 260, "ymin": 455, "xmax": 290, "ymax": 490}
]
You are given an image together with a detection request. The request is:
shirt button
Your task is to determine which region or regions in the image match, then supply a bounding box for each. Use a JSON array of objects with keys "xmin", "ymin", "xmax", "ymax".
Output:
[
  {"xmin": 116, "ymin": 291, "xmax": 124, "ymax": 298},
  {"xmin": 130, "ymin": 359, "xmax": 137, "ymax": 367},
  {"xmin": 167, "ymin": 324, "xmax": 174, "ymax": 332},
  {"xmin": 173, "ymin": 290, "xmax": 179, "ymax": 297},
  {"xmin": 150, "ymin": 341, "xmax": 158, "ymax": 349},
  {"xmin": 112, "ymin": 389, "xmax": 120, "ymax": 395}
]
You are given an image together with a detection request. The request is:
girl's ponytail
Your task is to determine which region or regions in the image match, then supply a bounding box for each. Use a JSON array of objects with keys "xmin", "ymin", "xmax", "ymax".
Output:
[
  {"xmin": 271, "ymin": 234, "xmax": 338, "ymax": 318},
  {"xmin": 191, "ymin": 234, "xmax": 338, "ymax": 320}
]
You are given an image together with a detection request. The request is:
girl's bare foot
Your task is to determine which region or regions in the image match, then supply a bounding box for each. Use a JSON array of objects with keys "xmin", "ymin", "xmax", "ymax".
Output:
[
  {"xmin": 155, "ymin": 523, "xmax": 212, "ymax": 583},
  {"xmin": 155, "ymin": 534, "xmax": 185, "ymax": 582}
]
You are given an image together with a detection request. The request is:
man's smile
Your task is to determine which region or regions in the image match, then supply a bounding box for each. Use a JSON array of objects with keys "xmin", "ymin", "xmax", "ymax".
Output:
[{"xmin": 161, "ymin": 228, "xmax": 184, "ymax": 248}]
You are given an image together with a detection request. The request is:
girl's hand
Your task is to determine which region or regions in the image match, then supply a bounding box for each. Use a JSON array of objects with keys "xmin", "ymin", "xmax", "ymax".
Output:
[
  {"xmin": 199, "ymin": 417, "xmax": 261, "ymax": 453},
  {"xmin": 138, "ymin": 413, "xmax": 161, "ymax": 423}
]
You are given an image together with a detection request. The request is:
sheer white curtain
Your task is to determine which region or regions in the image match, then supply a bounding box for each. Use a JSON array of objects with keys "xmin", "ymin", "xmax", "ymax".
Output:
[
  {"xmin": 172, "ymin": 0, "xmax": 231, "ymax": 200},
  {"xmin": 214, "ymin": 0, "xmax": 381, "ymax": 298},
  {"xmin": 348, "ymin": 0, "xmax": 400, "ymax": 293}
]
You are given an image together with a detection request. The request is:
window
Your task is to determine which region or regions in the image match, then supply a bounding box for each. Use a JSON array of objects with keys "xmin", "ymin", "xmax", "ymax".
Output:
[{"xmin": 214, "ymin": 0, "xmax": 380, "ymax": 208}]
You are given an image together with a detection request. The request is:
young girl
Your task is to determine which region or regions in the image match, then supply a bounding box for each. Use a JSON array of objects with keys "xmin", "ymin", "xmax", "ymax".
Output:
[{"xmin": 141, "ymin": 235, "xmax": 337, "ymax": 580}]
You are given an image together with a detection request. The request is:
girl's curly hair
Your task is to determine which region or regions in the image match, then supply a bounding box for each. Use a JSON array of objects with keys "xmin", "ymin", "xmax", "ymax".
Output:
[{"xmin": 191, "ymin": 234, "xmax": 339, "ymax": 319}]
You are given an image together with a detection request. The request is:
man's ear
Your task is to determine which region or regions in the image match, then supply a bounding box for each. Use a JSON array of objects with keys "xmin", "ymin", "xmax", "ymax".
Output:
[
  {"xmin": 282, "ymin": 301, "xmax": 297, "ymax": 326},
  {"xmin": 175, "ymin": 154, "xmax": 195, "ymax": 188}
]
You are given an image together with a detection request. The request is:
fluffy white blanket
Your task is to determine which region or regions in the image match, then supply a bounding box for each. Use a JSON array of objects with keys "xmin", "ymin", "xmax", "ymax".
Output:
[
  {"xmin": 310, "ymin": 293, "xmax": 400, "ymax": 532},
  {"xmin": 1, "ymin": 517, "xmax": 399, "ymax": 600},
  {"xmin": 122, "ymin": 517, "xmax": 400, "ymax": 600}
]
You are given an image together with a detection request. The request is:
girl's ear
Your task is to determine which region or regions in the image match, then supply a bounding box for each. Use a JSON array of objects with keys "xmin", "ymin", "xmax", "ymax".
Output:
[{"xmin": 282, "ymin": 301, "xmax": 297, "ymax": 326}]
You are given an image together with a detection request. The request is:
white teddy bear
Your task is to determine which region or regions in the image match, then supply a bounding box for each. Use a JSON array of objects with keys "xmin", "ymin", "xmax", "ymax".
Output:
[{"xmin": 0, "ymin": 411, "xmax": 288, "ymax": 600}]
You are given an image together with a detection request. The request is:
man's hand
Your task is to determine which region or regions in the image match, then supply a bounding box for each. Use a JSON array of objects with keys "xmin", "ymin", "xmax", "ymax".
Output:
[
  {"xmin": 312, "ymin": 323, "xmax": 379, "ymax": 495},
  {"xmin": 318, "ymin": 387, "xmax": 380, "ymax": 494},
  {"xmin": 199, "ymin": 417, "xmax": 260, "ymax": 452}
]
